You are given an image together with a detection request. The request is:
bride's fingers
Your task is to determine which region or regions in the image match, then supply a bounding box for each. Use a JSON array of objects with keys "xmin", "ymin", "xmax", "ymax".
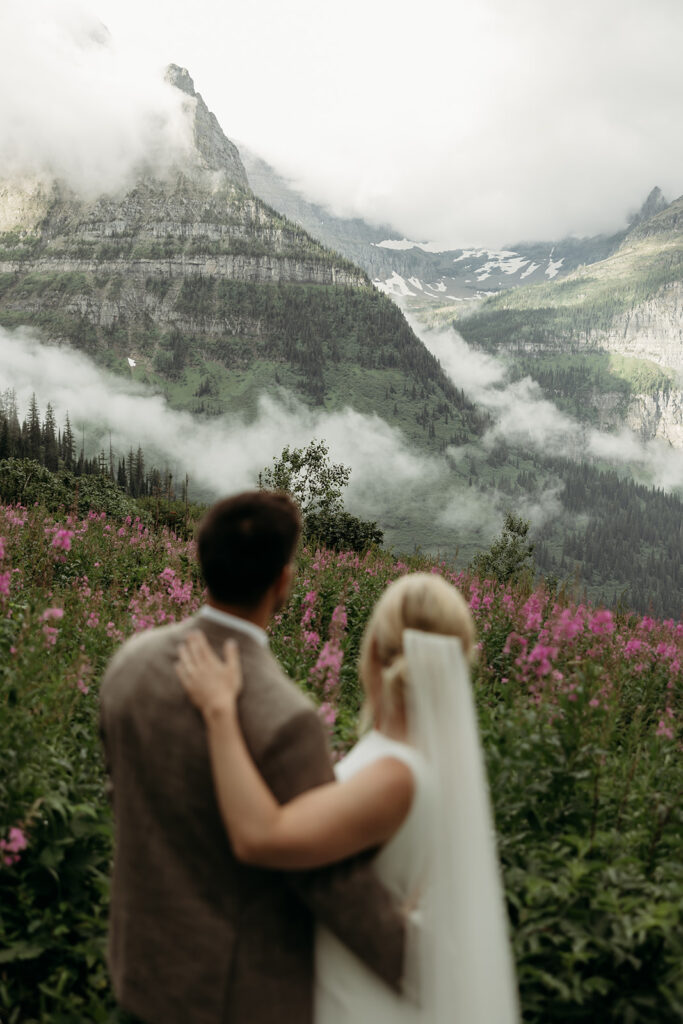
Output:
[{"xmin": 175, "ymin": 659, "xmax": 196, "ymax": 696}]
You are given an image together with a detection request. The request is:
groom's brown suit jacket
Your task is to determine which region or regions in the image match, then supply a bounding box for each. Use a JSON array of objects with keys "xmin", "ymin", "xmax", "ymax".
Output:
[{"xmin": 99, "ymin": 613, "xmax": 404, "ymax": 1024}]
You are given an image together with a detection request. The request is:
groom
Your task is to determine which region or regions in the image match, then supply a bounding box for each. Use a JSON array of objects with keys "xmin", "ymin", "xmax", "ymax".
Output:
[{"xmin": 100, "ymin": 490, "xmax": 406, "ymax": 1024}]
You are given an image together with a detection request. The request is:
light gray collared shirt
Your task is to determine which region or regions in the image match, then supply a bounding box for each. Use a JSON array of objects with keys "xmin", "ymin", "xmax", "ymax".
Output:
[{"xmin": 198, "ymin": 605, "xmax": 269, "ymax": 648}]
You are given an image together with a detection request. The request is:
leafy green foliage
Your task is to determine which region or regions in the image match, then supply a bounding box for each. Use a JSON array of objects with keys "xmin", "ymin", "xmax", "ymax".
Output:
[
  {"xmin": 0, "ymin": 459, "xmax": 142, "ymax": 520},
  {"xmin": 0, "ymin": 499, "xmax": 681, "ymax": 1021},
  {"xmin": 259, "ymin": 440, "xmax": 383, "ymax": 552},
  {"xmin": 470, "ymin": 511, "xmax": 535, "ymax": 584}
]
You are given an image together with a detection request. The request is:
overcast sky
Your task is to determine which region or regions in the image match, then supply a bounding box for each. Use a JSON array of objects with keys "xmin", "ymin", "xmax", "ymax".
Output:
[{"xmin": 2, "ymin": 0, "xmax": 682, "ymax": 244}]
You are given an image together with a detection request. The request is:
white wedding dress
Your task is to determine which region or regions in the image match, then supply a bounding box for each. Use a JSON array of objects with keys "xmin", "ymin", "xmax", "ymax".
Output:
[
  {"xmin": 315, "ymin": 729, "xmax": 429, "ymax": 1024},
  {"xmin": 313, "ymin": 633, "xmax": 520, "ymax": 1024}
]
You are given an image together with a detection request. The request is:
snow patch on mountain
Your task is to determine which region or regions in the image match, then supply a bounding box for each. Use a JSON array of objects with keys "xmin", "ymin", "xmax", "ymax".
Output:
[
  {"xmin": 375, "ymin": 239, "xmax": 449, "ymax": 253},
  {"xmin": 374, "ymin": 272, "xmax": 416, "ymax": 297},
  {"xmin": 545, "ymin": 256, "xmax": 565, "ymax": 279}
]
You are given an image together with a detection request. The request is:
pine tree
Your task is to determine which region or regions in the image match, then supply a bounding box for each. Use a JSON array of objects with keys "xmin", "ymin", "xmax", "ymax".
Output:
[
  {"xmin": 43, "ymin": 403, "xmax": 59, "ymax": 471},
  {"xmin": 27, "ymin": 394, "xmax": 42, "ymax": 461},
  {"xmin": 62, "ymin": 413, "xmax": 75, "ymax": 470}
]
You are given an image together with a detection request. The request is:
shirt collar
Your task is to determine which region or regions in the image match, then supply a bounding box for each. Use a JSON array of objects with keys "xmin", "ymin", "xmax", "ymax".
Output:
[{"xmin": 198, "ymin": 605, "xmax": 269, "ymax": 648}]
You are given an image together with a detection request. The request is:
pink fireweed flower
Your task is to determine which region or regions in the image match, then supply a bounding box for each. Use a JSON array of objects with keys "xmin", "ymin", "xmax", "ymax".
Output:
[
  {"xmin": 588, "ymin": 609, "xmax": 615, "ymax": 636},
  {"xmin": 0, "ymin": 826, "xmax": 28, "ymax": 866},
  {"xmin": 552, "ymin": 607, "xmax": 584, "ymax": 642},
  {"xmin": 52, "ymin": 529, "xmax": 74, "ymax": 552},
  {"xmin": 303, "ymin": 630, "xmax": 321, "ymax": 650},
  {"xmin": 502, "ymin": 593, "xmax": 515, "ymax": 616},
  {"xmin": 311, "ymin": 640, "xmax": 344, "ymax": 694},
  {"xmin": 502, "ymin": 632, "xmax": 527, "ymax": 656},
  {"xmin": 0, "ymin": 536, "xmax": 4, "ymax": 560},
  {"xmin": 77, "ymin": 679, "xmax": 89, "ymax": 695},
  {"xmin": 39, "ymin": 607, "xmax": 64, "ymax": 622},
  {"xmin": 655, "ymin": 720, "xmax": 674, "ymax": 740},
  {"xmin": 0, "ymin": 571, "xmax": 10, "ymax": 597},
  {"xmin": 522, "ymin": 593, "xmax": 545, "ymax": 632},
  {"xmin": 639, "ymin": 616, "xmax": 656, "ymax": 633},
  {"xmin": 42, "ymin": 625, "xmax": 59, "ymax": 647},
  {"xmin": 301, "ymin": 589, "xmax": 317, "ymax": 626},
  {"xmin": 624, "ymin": 638, "xmax": 644, "ymax": 659},
  {"xmin": 528, "ymin": 643, "xmax": 559, "ymax": 678},
  {"xmin": 330, "ymin": 604, "xmax": 348, "ymax": 639}
]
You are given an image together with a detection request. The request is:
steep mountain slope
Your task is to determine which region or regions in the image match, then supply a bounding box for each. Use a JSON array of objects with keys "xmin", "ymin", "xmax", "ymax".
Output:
[
  {"xmin": 0, "ymin": 67, "xmax": 480, "ymax": 451},
  {"xmin": 456, "ymin": 195, "xmax": 683, "ymax": 446}
]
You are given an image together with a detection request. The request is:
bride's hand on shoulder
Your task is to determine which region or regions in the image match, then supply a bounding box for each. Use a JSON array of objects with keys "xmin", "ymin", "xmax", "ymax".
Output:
[{"xmin": 175, "ymin": 631, "xmax": 243, "ymax": 719}]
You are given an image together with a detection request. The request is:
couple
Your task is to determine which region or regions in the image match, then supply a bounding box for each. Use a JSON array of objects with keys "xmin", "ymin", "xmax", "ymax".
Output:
[{"xmin": 100, "ymin": 490, "xmax": 519, "ymax": 1024}]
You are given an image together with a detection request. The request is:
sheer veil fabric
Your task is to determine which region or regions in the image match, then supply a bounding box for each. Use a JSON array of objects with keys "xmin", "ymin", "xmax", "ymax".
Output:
[{"xmin": 403, "ymin": 630, "xmax": 520, "ymax": 1024}]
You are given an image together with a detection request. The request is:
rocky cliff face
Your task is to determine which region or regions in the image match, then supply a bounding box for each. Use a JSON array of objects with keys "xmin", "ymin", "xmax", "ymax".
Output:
[
  {"xmin": 585, "ymin": 281, "xmax": 683, "ymax": 375},
  {"xmin": 589, "ymin": 386, "xmax": 683, "ymax": 447},
  {"xmin": 164, "ymin": 65, "xmax": 249, "ymax": 186}
]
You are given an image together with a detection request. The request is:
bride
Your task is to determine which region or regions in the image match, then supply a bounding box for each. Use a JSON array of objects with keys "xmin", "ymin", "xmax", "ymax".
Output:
[{"xmin": 176, "ymin": 572, "xmax": 519, "ymax": 1024}]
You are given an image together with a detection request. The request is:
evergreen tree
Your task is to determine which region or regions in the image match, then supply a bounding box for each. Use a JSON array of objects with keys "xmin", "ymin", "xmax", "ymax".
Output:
[
  {"xmin": 43, "ymin": 404, "xmax": 59, "ymax": 471},
  {"xmin": 27, "ymin": 394, "xmax": 42, "ymax": 461},
  {"xmin": 62, "ymin": 413, "xmax": 75, "ymax": 470}
]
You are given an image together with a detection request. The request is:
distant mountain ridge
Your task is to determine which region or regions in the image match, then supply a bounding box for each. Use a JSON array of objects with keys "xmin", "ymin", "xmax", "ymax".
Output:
[
  {"xmin": 239, "ymin": 147, "xmax": 655, "ymax": 317},
  {"xmin": 455, "ymin": 193, "xmax": 683, "ymax": 446}
]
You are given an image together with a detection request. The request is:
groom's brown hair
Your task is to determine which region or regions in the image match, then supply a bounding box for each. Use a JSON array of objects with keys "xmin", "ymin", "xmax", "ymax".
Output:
[{"xmin": 197, "ymin": 490, "xmax": 301, "ymax": 607}]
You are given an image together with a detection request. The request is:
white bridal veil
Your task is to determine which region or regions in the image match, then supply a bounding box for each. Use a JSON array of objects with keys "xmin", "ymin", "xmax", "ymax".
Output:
[{"xmin": 403, "ymin": 629, "xmax": 520, "ymax": 1024}]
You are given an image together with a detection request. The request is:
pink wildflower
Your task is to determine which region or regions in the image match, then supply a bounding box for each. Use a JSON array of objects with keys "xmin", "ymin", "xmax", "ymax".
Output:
[
  {"xmin": 588, "ymin": 609, "xmax": 614, "ymax": 636},
  {"xmin": 42, "ymin": 625, "xmax": 59, "ymax": 647},
  {"xmin": 52, "ymin": 529, "xmax": 74, "ymax": 552},
  {"xmin": 0, "ymin": 571, "xmax": 10, "ymax": 597},
  {"xmin": 39, "ymin": 607, "xmax": 64, "ymax": 622},
  {"xmin": 303, "ymin": 630, "xmax": 321, "ymax": 650},
  {"xmin": 522, "ymin": 593, "xmax": 544, "ymax": 632},
  {"xmin": 311, "ymin": 640, "xmax": 344, "ymax": 694},
  {"xmin": 656, "ymin": 720, "xmax": 674, "ymax": 740},
  {"xmin": 0, "ymin": 826, "xmax": 28, "ymax": 866},
  {"xmin": 552, "ymin": 607, "xmax": 584, "ymax": 642},
  {"xmin": 528, "ymin": 643, "xmax": 558, "ymax": 677},
  {"xmin": 330, "ymin": 604, "xmax": 348, "ymax": 639}
]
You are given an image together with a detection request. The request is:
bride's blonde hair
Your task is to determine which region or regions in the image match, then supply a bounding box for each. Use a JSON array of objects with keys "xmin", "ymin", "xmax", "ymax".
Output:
[{"xmin": 359, "ymin": 572, "xmax": 475, "ymax": 726}]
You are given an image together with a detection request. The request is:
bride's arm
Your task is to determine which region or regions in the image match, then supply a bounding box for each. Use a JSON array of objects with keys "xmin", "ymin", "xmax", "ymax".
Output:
[{"xmin": 176, "ymin": 631, "xmax": 414, "ymax": 870}]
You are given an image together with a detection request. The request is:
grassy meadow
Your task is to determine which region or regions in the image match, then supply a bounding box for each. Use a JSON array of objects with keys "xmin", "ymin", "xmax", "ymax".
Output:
[{"xmin": 0, "ymin": 500, "xmax": 681, "ymax": 1022}]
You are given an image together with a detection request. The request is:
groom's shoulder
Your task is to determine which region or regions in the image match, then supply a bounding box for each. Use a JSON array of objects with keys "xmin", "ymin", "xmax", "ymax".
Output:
[
  {"xmin": 240, "ymin": 643, "xmax": 317, "ymax": 739},
  {"xmin": 101, "ymin": 618, "xmax": 196, "ymax": 690}
]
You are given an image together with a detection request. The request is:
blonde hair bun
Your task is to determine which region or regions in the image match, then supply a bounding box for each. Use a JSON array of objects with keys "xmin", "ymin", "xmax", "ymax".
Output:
[{"xmin": 360, "ymin": 573, "xmax": 475, "ymax": 723}]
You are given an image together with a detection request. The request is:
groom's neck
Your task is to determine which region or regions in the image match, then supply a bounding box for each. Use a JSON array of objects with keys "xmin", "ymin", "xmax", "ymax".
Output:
[{"xmin": 206, "ymin": 596, "xmax": 270, "ymax": 630}]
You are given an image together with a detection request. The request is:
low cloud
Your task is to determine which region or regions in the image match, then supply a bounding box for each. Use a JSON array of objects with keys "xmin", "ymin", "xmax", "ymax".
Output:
[
  {"xmin": 0, "ymin": 327, "xmax": 443, "ymax": 528},
  {"xmin": 0, "ymin": 1, "xmax": 193, "ymax": 196},
  {"xmin": 409, "ymin": 316, "xmax": 683, "ymax": 491}
]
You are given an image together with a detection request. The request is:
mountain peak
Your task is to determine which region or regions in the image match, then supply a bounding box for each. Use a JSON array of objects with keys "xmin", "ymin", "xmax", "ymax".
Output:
[
  {"xmin": 165, "ymin": 63, "xmax": 197, "ymax": 98},
  {"xmin": 165, "ymin": 64, "xmax": 248, "ymax": 188},
  {"xmin": 629, "ymin": 186, "xmax": 668, "ymax": 227}
]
